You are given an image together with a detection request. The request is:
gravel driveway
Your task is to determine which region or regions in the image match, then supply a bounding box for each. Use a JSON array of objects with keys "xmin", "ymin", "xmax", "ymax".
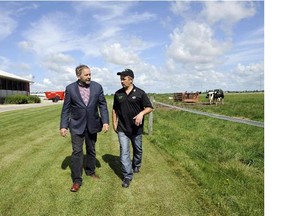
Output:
[{"xmin": 0, "ymin": 99, "xmax": 63, "ymax": 113}]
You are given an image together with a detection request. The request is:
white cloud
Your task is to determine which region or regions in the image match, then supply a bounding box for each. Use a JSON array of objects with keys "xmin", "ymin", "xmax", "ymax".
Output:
[
  {"xmin": 201, "ymin": 1, "xmax": 256, "ymax": 34},
  {"xmin": 225, "ymin": 27, "xmax": 264, "ymax": 66},
  {"xmin": 235, "ymin": 62, "xmax": 264, "ymax": 77},
  {"xmin": 46, "ymin": 53, "xmax": 74, "ymax": 65},
  {"xmin": 170, "ymin": 1, "xmax": 191, "ymax": 16},
  {"xmin": 167, "ymin": 21, "xmax": 231, "ymax": 67},
  {"xmin": 0, "ymin": 1, "xmax": 264, "ymax": 93},
  {"xmin": 0, "ymin": 13, "xmax": 17, "ymax": 40},
  {"xmin": 73, "ymin": 1, "xmax": 134, "ymax": 21},
  {"xmin": 15, "ymin": 3, "xmax": 39, "ymax": 14},
  {"xmin": 101, "ymin": 43, "xmax": 140, "ymax": 65},
  {"xmin": 0, "ymin": 56, "xmax": 11, "ymax": 70},
  {"xmin": 21, "ymin": 12, "xmax": 80, "ymax": 55},
  {"xmin": 16, "ymin": 63, "xmax": 31, "ymax": 72},
  {"xmin": 43, "ymin": 78, "xmax": 52, "ymax": 85},
  {"xmin": 23, "ymin": 74, "xmax": 34, "ymax": 81},
  {"xmin": 232, "ymin": 62, "xmax": 264, "ymax": 90}
]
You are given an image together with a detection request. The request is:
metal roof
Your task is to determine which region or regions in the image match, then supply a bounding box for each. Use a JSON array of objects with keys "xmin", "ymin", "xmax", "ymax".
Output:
[{"xmin": 0, "ymin": 69, "xmax": 32, "ymax": 82}]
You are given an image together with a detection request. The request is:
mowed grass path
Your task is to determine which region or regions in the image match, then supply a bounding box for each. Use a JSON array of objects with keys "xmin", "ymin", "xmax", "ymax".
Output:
[
  {"xmin": 0, "ymin": 104, "xmax": 202, "ymax": 216},
  {"xmin": 0, "ymin": 95, "xmax": 264, "ymax": 216}
]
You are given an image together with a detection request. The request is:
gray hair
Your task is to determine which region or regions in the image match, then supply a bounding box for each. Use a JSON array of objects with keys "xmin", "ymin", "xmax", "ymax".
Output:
[{"xmin": 75, "ymin": 64, "xmax": 89, "ymax": 76}]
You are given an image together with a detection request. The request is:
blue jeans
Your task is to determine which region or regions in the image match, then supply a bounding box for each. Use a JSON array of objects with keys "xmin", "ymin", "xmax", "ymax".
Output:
[{"xmin": 117, "ymin": 132, "xmax": 142, "ymax": 180}]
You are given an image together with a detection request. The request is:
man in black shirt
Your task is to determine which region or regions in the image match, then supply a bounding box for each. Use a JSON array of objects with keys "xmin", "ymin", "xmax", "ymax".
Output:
[{"xmin": 112, "ymin": 69, "xmax": 153, "ymax": 188}]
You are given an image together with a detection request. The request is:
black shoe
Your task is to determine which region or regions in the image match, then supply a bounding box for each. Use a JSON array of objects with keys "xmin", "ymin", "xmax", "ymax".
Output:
[
  {"xmin": 122, "ymin": 178, "xmax": 131, "ymax": 188},
  {"xmin": 133, "ymin": 167, "xmax": 140, "ymax": 173}
]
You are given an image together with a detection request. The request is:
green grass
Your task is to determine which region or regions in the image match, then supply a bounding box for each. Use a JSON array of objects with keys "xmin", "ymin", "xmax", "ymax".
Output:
[
  {"xmin": 147, "ymin": 107, "xmax": 264, "ymax": 215},
  {"xmin": 0, "ymin": 94, "xmax": 264, "ymax": 215},
  {"xmin": 153, "ymin": 92, "xmax": 264, "ymax": 121}
]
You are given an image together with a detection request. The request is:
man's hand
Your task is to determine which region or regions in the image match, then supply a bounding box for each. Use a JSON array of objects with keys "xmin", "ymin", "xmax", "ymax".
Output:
[
  {"xmin": 60, "ymin": 128, "xmax": 68, "ymax": 137},
  {"xmin": 102, "ymin": 123, "xmax": 109, "ymax": 133},
  {"xmin": 133, "ymin": 113, "xmax": 144, "ymax": 126}
]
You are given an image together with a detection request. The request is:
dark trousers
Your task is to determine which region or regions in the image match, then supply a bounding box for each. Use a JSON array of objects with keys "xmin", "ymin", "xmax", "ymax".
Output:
[{"xmin": 70, "ymin": 130, "xmax": 97, "ymax": 184}]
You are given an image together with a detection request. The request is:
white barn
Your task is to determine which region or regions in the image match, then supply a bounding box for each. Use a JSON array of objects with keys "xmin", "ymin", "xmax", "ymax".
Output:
[{"xmin": 0, "ymin": 70, "xmax": 33, "ymax": 101}]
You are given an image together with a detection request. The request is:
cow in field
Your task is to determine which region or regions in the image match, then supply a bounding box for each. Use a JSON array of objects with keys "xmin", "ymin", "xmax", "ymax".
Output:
[{"xmin": 206, "ymin": 89, "xmax": 224, "ymax": 105}]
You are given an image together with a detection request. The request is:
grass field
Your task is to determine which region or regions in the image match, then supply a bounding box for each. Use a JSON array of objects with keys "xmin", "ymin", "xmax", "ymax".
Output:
[
  {"xmin": 153, "ymin": 92, "xmax": 264, "ymax": 121},
  {"xmin": 0, "ymin": 93, "xmax": 264, "ymax": 215}
]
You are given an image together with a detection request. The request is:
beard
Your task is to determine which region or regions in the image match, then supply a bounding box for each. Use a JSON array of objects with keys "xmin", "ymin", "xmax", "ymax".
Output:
[{"xmin": 78, "ymin": 79, "xmax": 90, "ymax": 87}]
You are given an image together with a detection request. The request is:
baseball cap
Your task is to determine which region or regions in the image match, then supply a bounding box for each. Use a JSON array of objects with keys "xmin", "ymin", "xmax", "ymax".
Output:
[{"xmin": 117, "ymin": 68, "xmax": 134, "ymax": 78}]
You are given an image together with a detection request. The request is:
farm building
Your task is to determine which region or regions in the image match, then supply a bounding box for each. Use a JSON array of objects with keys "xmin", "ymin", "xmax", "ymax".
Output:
[{"xmin": 0, "ymin": 69, "xmax": 33, "ymax": 101}]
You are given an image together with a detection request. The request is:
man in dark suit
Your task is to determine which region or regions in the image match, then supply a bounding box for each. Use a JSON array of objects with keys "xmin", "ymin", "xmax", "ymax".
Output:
[{"xmin": 60, "ymin": 64, "xmax": 109, "ymax": 192}]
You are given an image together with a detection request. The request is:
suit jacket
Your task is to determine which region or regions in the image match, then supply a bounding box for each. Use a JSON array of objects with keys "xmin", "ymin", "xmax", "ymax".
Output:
[{"xmin": 60, "ymin": 81, "xmax": 109, "ymax": 135}]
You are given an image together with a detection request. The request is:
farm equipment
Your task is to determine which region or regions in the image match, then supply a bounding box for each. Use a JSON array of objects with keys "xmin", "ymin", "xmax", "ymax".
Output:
[
  {"xmin": 44, "ymin": 91, "xmax": 65, "ymax": 102},
  {"xmin": 173, "ymin": 92, "xmax": 200, "ymax": 103}
]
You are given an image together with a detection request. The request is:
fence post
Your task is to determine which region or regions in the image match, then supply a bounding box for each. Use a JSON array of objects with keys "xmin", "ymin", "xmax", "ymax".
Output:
[{"xmin": 148, "ymin": 96, "xmax": 154, "ymax": 135}]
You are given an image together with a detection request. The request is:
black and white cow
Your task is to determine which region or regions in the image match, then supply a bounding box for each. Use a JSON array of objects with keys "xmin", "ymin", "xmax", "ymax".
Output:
[{"xmin": 206, "ymin": 89, "xmax": 224, "ymax": 105}]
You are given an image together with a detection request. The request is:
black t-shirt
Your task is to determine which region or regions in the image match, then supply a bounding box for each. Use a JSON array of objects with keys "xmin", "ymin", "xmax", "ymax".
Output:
[{"xmin": 113, "ymin": 85, "xmax": 153, "ymax": 136}]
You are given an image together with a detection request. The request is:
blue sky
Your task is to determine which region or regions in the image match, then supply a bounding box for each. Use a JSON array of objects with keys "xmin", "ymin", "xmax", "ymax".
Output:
[{"xmin": 0, "ymin": 1, "xmax": 264, "ymax": 94}]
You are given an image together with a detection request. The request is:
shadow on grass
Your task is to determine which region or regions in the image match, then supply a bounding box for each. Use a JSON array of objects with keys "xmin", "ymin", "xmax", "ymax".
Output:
[
  {"xmin": 61, "ymin": 155, "xmax": 101, "ymax": 170},
  {"xmin": 102, "ymin": 154, "xmax": 122, "ymax": 180}
]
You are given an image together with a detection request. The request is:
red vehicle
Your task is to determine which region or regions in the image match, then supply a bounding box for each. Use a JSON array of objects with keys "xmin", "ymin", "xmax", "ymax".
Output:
[{"xmin": 44, "ymin": 91, "xmax": 65, "ymax": 102}]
